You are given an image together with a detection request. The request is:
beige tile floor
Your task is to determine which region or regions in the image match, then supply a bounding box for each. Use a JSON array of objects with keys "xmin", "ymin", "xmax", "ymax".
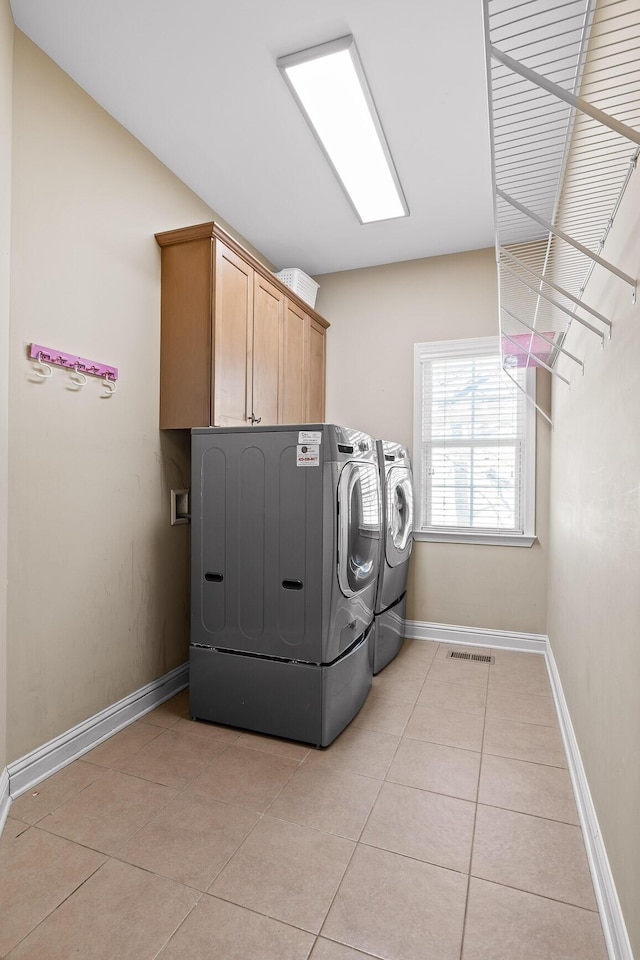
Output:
[{"xmin": 0, "ymin": 640, "xmax": 609, "ymax": 960}]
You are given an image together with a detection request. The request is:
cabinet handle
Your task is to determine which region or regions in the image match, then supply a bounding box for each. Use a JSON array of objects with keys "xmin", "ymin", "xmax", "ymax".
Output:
[{"xmin": 249, "ymin": 415, "xmax": 262, "ymax": 424}]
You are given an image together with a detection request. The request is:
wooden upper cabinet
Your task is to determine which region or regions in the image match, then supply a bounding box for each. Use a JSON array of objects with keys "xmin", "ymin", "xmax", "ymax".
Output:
[
  {"xmin": 279, "ymin": 299, "xmax": 307, "ymax": 425},
  {"xmin": 252, "ymin": 275, "xmax": 283, "ymax": 426},
  {"xmin": 306, "ymin": 316, "xmax": 327, "ymax": 423},
  {"xmin": 213, "ymin": 242, "xmax": 253, "ymax": 427},
  {"xmin": 155, "ymin": 221, "xmax": 329, "ymax": 430},
  {"xmin": 279, "ymin": 301, "xmax": 328, "ymax": 425},
  {"xmin": 158, "ymin": 234, "xmax": 212, "ymax": 429}
]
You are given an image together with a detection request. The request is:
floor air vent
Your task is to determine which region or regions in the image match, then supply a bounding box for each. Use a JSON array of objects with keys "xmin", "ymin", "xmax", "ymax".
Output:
[{"xmin": 447, "ymin": 651, "xmax": 494, "ymax": 664}]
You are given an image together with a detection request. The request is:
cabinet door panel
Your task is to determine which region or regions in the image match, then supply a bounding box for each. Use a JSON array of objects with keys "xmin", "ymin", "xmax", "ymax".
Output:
[
  {"xmin": 159, "ymin": 238, "xmax": 212, "ymax": 428},
  {"xmin": 279, "ymin": 299, "xmax": 306, "ymax": 424},
  {"xmin": 213, "ymin": 242, "xmax": 253, "ymax": 426},
  {"xmin": 306, "ymin": 317, "xmax": 326, "ymax": 422},
  {"xmin": 252, "ymin": 276, "xmax": 283, "ymax": 425}
]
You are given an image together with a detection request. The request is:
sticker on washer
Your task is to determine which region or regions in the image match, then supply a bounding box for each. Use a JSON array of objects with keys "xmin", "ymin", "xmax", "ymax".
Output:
[
  {"xmin": 297, "ymin": 444, "xmax": 320, "ymax": 466},
  {"xmin": 298, "ymin": 430, "xmax": 322, "ymax": 444}
]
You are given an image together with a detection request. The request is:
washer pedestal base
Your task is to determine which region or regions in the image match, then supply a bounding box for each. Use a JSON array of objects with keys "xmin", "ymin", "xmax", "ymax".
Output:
[
  {"xmin": 189, "ymin": 628, "xmax": 373, "ymax": 747},
  {"xmin": 372, "ymin": 593, "xmax": 407, "ymax": 674}
]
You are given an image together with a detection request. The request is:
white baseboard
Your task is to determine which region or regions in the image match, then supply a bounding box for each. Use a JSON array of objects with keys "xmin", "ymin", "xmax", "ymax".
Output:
[
  {"xmin": 405, "ymin": 619, "xmax": 547, "ymax": 653},
  {"xmin": 546, "ymin": 643, "xmax": 633, "ymax": 960},
  {"xmin": 0, "ymin": 766, "xmax": 10, "ymax": 835},
  {"xmin": 7, "ymin": 662, "xmax": 188, "ymax": 801}
]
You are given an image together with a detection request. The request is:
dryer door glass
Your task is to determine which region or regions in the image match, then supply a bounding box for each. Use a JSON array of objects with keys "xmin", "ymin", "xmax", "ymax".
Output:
[
  {"xmin": 386, "ymin": 466, "xmax": 414, "ymax": 567},
  {"xmin": 338, "ymin": 461, "xmax": 381, "ymax": 597}
]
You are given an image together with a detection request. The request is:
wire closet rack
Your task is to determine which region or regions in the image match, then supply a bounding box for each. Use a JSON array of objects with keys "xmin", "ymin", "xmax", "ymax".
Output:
[{"xmin": 483, "ymin": 0, "xmax": 640, "ymax": 417}]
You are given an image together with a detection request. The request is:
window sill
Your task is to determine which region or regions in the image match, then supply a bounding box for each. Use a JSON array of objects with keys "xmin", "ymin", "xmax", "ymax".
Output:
[{"xmin": 414, "ymin": 532, "xmax": 537, "ymax": 547}]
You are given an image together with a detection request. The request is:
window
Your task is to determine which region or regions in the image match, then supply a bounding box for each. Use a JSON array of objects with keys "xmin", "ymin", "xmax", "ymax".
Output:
[{"xmin": 413, "ymin": 337, "xmax": 536, "ymax": 546}]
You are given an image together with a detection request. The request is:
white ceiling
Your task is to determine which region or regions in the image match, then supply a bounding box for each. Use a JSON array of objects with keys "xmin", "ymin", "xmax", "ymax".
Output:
[{"xmin": 9, "ymin": 0, "xmax": 496, "ymax": 276}]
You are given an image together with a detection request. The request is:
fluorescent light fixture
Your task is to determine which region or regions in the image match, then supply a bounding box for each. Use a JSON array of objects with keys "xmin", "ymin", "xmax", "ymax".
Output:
[{"xmin": 278, "ymin": 35, "xmax": 409, "ymax": 224}]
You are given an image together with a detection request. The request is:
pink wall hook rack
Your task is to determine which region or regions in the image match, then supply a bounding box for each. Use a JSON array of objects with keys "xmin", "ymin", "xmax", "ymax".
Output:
[{"xmin": 28, "ymin": 343, "xmax": 118, "ymax": 381}]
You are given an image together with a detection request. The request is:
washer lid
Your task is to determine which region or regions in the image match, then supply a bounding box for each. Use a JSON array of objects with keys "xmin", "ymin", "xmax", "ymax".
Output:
[{"xmin": 385, "ymin": 466, "xmax": 414, "ymax": 567}]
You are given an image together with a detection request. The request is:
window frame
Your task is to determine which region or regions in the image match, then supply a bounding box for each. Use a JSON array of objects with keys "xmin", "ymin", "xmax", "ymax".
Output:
[{"xmin": 413, "ymin": 336, "xmax": 536, "ymax": 547}]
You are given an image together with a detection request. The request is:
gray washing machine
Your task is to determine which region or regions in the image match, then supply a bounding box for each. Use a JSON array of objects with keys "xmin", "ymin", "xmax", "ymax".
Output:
[
  {"xmin": 372, "ymin": 440, "xmax": 414, "ymax": 673},
  {"xmin": 189, "ymin": 423, "xmax": 382, "ymax": 746}
]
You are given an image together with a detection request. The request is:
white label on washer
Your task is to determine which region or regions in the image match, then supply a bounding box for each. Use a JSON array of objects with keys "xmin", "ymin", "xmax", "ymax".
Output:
[
  {"xmin": 297, "ymin": 444, "xmax": 320, "ymax": 466},
  {"xmin": 298, "ymin": 430, "xmax": 322, "ymax": 444}
]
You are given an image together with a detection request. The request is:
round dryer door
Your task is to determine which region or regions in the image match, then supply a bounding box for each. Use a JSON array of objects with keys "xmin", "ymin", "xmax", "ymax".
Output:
[
  {"xmin": 385, "ymin": 466, "xmax": 414, "ymax": 567},
  {"xmin": 337, "ymin": 461, "xmax": 381, "ymax": 598}
]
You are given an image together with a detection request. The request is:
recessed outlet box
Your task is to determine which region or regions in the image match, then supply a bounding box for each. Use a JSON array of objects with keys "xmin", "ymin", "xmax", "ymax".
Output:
[{"xmin": 170, "ymin": 489, "xmax": 190, "ymax": 525}]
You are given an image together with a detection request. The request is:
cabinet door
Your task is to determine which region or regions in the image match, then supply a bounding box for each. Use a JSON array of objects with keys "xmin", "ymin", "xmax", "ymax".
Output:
[
  {"xmin": 159, "ymin": 237, "xmax": 212, "ymax": 429},
  {"xmin": 279, "ymin": 299, "xmax": 307, "ymax": 424},
  {"xmin": 252, "ymin": 275, "xmax": 283, "ymax": 426},
  {"xmin": 213, "ymin": 241, "xmax": 253, "ymax": 427},
  {"xmin": 305, "ymin": 316, "xmax": 326, "ymax": 422}
]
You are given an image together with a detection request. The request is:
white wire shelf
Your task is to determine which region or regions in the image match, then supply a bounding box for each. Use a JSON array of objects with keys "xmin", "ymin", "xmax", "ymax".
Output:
[{"xmin": 483, "ymin": 0, "xmax": 639, "ymax": 395}]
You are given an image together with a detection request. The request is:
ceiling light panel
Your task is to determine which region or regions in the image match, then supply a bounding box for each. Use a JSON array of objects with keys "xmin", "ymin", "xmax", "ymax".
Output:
[{"xmin": 278, "ymin": 35, "xmax": 409, "ymax": 224}]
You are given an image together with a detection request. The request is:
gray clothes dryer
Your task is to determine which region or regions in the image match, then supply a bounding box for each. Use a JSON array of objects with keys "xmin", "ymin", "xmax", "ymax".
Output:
[
  {"xmin": 189, "ymin": 423, "xmax": 382, "ymax": 746},
  {"xmin": 372, "ymin": 440, "xmax": 414, "ymax": 673}
]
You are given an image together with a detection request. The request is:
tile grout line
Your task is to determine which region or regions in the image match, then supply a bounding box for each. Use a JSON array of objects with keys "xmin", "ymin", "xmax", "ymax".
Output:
[
  {"xmin": 23, "ymin": 751, "xmax": 325, "ymax": 958},
  {"xmin": 385, "ymin": 653, "xmax": 432, "ymax": 739},
  {"xmin": 3, "ymin": 696, "xmax": 310, "ymax": 958},
  {"xmin": 28, "ymin": 820, "xmax": 214, "ymax": 899},
  {"xmin": 313, "ymin": 638, "xmax": 438, "ymax": 952},
  {"xmin": 367, "ymin": 640, "xmax": 490, "ymax": 956},
  {"xmin": 148, "ymin": 896, "xmax": 205, "ymax": 960},
  {"xmin": 103, "ymin": 724, "xmax": 248, "ymax": 856},
  {"xmin": 196, "ymin": 735, "xmax": 314, "ymax": 905},
  {"xmin": 69, "ymin": 713, "xmax": 236, "ymax": 861},
  {"xmin": 463, "ymin": 650, "xmax": 605, "ymax": 937},
  {"xmin": 462, "ymin": 873, "xmax": 603, "ymax": 915},
  {"xmin": 313, "ymin": 640, "xmax": 431, "ymax": 949},
  {"xmin": 467, "ymin": 797, "xmax": 581, "ymax": 828},
  {"xmin": 3, "ymin": 840, "xmax": 109, "ymax": 956},
  {"xmin": 120, "ymin": 713, "xmax": 206, "ymax": 960},
  {"xmin": 457, "ymin": 645, "xmax": 490, "ymax": 960},
  {"xmin": 203, "ymin": 885, "xmax": 337, "ymax": 940},
  {"xmin": 9, "ymin": 762, "xmax": 111, "ymax": 830},
  {"xmin": 18, "ymin": 706, "xmax": 238, "ymax": 880},
  {"xmin": 106, "ymin": 712, "xmax": 309, "ymax": 859},
  {"xmin": 354, "ymin": 836, "xmax": 480, "ymax": 880}
]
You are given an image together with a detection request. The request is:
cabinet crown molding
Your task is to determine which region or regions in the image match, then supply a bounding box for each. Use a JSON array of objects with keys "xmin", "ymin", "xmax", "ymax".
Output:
[{"xmin": 155, "ymin": 220, "xmax": 329, "ymax": 328}]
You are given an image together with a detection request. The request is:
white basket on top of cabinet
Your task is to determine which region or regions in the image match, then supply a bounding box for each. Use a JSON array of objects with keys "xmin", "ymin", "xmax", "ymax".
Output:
[{"xmin": 275, "ymin": 268, "xmax": 319, "ymax": 309}]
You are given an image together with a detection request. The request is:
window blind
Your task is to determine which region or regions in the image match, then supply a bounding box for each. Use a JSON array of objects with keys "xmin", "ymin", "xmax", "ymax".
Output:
[
  {"xmin": 416, "ymin": 340, "xmax": 532, "ymax": 537},
  {"xmin": 357, "ymin": 462, "xmax": 382, "ymax": 531}
]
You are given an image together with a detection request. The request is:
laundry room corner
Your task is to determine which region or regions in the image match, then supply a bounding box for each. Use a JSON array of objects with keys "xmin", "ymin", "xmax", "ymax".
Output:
[
  {"xmin": 0, "ymin": 0, "xmax": 13, "ymax": 824},
  {"xmin": 316, "ymin": 248, "xmax": 551, "ymax": 639}
]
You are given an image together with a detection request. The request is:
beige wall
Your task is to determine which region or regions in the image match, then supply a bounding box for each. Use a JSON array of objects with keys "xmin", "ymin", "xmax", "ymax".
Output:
[
  {"xmin": 547, "ymin": 165, "xmax": 640, "ymax": 955},
  {"xmin": 6, "ymin": 33, "xmax": 223, "ymax": 762},
  {"xmin": 0, "ymin": 0, "xmax": 13, "ymax": 776},
  {"xmin": 315, "ymin": 249, "xmax": 550, "ymax": 634}
]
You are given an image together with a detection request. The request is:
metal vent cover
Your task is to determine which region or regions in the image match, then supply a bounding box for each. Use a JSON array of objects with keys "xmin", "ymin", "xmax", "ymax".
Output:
[{"xmin": 447, "ymin": 650, "xmax": 495, "ymax": 664}]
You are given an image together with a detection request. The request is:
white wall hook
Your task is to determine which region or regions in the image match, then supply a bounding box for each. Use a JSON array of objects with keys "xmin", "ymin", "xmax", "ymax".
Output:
[
  {"xmin": 33, "ymin": 354, "xmax": 53, "ymax": 378},
  {"xmin": 101, "ymin": 376, "xmax": 117, "ymax": 397},
  {"xmin": 69, "ymin": 364, "xmax": 87, "ymax": 387}
]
